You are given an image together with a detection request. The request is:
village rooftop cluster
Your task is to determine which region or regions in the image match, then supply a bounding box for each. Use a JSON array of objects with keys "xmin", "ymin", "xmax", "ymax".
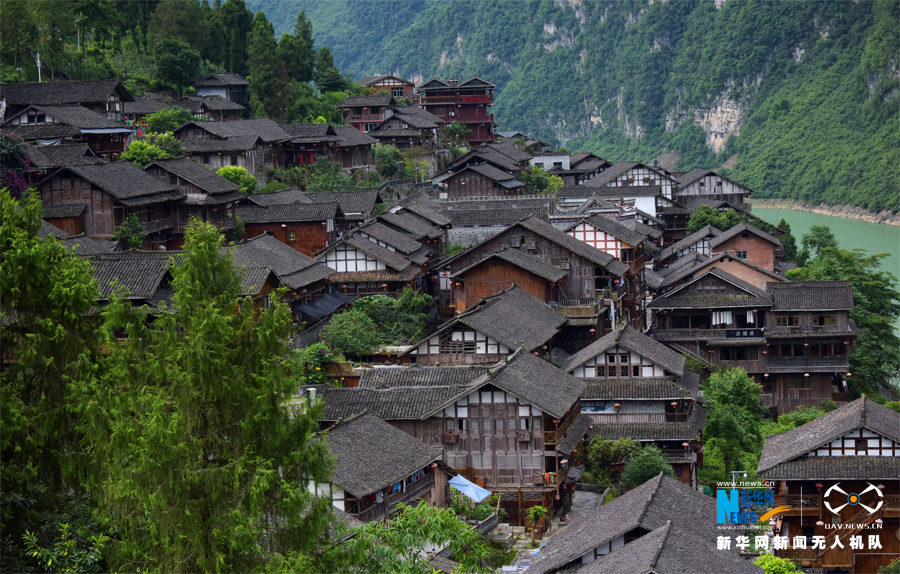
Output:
[{"xmin": 1, "ymin": 73, "xmax": 897, "ymax": 574}]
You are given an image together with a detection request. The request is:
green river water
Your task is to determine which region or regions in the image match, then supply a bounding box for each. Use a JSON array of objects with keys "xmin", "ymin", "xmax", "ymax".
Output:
[{"xmin": 753, "ymin": 207, "xmax": 900, "ymax": 334}]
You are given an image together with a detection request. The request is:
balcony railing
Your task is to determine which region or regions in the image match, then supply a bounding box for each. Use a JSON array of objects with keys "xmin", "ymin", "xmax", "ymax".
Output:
[
  {"xmin": 586, "ymin": 413, "xmax": 689, "ymax": 424},
  {"xmin": 544, "ymin": 468, "xmax": 566, "ymax": 486},
  {"xmin": 142, "ymin": 218, "xmax": 174, "ymax": 234},
  {"xmin": 767, "ymin": 356, "xmax": 849, "ymax": 367},
  {"xmin": 774, "ymin": 494, "xmax": 820, "ymax": 511},
  {"xmin": 660, "ymin": 448, "xmax": 696, "ymax": 461},
  {"xmin": 654, "ymin": 328, "xmax": 726, "ymax": 341},
  {"xmin": 353, "ymin": 471, "xmax": 435, "ymax": 523}
]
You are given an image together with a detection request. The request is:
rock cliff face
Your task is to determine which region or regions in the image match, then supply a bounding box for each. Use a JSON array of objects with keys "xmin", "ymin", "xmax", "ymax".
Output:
[{"xmin": 693, "ymin": 95, "xmax": 744, "ymax": 154}]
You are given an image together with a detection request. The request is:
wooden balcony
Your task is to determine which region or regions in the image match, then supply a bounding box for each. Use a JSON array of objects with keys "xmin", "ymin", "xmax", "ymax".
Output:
[
  {"xmin": 654, "ymin": 328, "xmax": 765, "ymax": 342},
  {"xmin": 774, "ymin": 494, "xmax": 820, "ymax": 512},
  {"xmin": 353, "ymin": 471, "xmax": 435, "ymax": 523},
  {"xmin": 142, "ymin": 218, "xmax": 175, "ymax": 234},
  {"xmin": 586, "ymin": 413, "xmax": 689, "ymax": 424},
  {"xmin": 544, "ymin": 468, "xmax": 566, "ymax": 486},
  {"xmin": 767, "ymin": 356, "xmax": 849, "ymax": 368}
]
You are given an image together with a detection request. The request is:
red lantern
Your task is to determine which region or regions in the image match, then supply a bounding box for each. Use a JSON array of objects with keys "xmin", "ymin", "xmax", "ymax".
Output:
[
  {"xmin": 381, "ymin": 283, "xmax": 388, "ymax": 290},
  {"xmin": 614, "ymin": 403, "xmax": 621, "ymax": 411},
  {"xmin": 289, "ymin": 292, "xmax": 297, "ymax": 298}
]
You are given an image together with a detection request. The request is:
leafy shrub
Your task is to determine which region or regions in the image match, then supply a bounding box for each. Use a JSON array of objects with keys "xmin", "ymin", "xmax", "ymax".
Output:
[
  {"xmin": 112, "ymin": 214, "xmax": 145, "ymax": 249},
  {"xmin": 350, "ymin": 288, "xmax": 434, "ymax": 345},
  {"xmin": 621, "ymin": 444, "xmax": 675, "ymax": 487},
  {"xmin": 290, "ymin": 342, "xmax": 335, "ymax": 385},
  {"xmin": 216, "ymin": 166, "xmax": 257, "ymax": 194},
  {"xmin": 121, "ymin": 140, "xmax": 171, "ymax": 166},
  {"xmin": 320, "ymin": 309, "xmax": 381, "ymax": 358},
  {"xmin": 753, "ymin": 552, "xmax": 801, "ymax": 573},
  {"xmin": 144, "ymin": 106, "xmax": 196, "ymax": 134},
  {"xmin": 373, "ymin": 144, "xmax": 403, "ymax": 178},
  {"xmin": 602, "ymin": 489, "xmax": 618, "ymax": 505}
]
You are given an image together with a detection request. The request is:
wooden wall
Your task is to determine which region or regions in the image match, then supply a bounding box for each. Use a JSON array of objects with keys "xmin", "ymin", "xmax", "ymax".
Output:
[
  {"xmin": 457, "ymin": 260, "xmax": 551, "ymax": 311},
  {"xmin": 45, "ymin": 214, "xmax": 84, "ymax": 236},
  {"xmin": 40, "ymin": 176, "xmax": 115, "ymax": 239},
  {"xmin": 446, "ymin": 171, "xmax": 499, "ymax": 198},
  {"xmin": 244, "ymin": 221, "xmax": 328, "ymax": 256},
  {"xmin": 714, "ymin": 234, "xmax": 778, "ymax": 270}
]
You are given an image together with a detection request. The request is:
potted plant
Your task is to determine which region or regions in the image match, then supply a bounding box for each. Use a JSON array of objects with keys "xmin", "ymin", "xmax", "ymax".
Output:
[{"xmin": 527, "ymin": 505, "xmax": 548, "ymax": 542}]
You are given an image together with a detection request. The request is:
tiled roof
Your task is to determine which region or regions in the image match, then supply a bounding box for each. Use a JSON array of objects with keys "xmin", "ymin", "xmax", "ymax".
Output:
[
  {"xmin": 454, "ymin": 286, "xmax": 566, "ymax": 351},
  {"xmin": 355, "ymin": 221, "xmax": 422, "ymax": 254},
  {"xmin": 4, "ymin": 104, "xmax": 125, "ymax": 130},
  {"xmin": 237, "ymin": 266, "xmax": 274, "ymax": 295},
  {"xmin": 562, "ymin": 326, "xmax": 686, "ymax": 376},
  {"xmin": 645, "ymin": 269, "xmax": 664, "ymax": 290},
  {"xmin": 427, "ymin": 556, "xmax": 460, "ymax": 574},
  {"xmin": 56, "ymin": 163, "xmax": 179, "ymax": 201},
  {"xmin": 514, "ymin": 216, "xmax": 629, "ymax": 276},
  {"xmin": 192, "ymin": 72, "xmax": 248, "ymax": 87},
  {"xmin": 332, "ymin": 125, "xmax": 377, "ymax": 146},
  {"xmin": 83, "ymin": 251, "xmax": 172, "ymax": 300},
  {"xmin": 657, "ymin": 225, "xmax": 722, "ymax": 261},
  {"xmin": 579, "ymin": 161, "xmax": 641, "ymax": 187},
  {"xmin": 338, "ymin": 94, "xmax": 396, "ymax": 108},
  {"xmin": 318, "ymin": 385, "xmax": 470, "ymax": 421},
  {"xmin": 488, "ymin": 350, "xmax": 586, "ymax": 419},
  {"xmin": 648, "ymin": 268, "xmax": 774, "ymax": 309},
  {"xmin": 673, "ymin": 168, "xmax": 714, "ymax": 186},
  {"xmin": 123, "ymin": 97, "xmax": 171, "ymax": 116},
  {"xmin": 235, "ymin": 201, "xmax": 340, "ymax": 224},
  {"xmin": 280, "ymin": 262, "xmax": 335, "ymax": 289},
  {"xmin": 5, "ymin": 123, "xmax": 80, "ymax": 138},
  {"xmin": 757, "ymin": 397, "xmax": 900, "ymax": 479},
  {"xmin": 579, "ymin": 520, "xmax": 762, "ymax": 574},
  {"xmin": 355, "ymin": 75, "xmax": 389, "ymax": 86},
  {"xmin": 656, "ymin": 251, "xmax": 707, "ymax": 277},
  {"xmin": 357, "ymin": 366, "xmax": 489, "ymax": 389},
  {"xmin": 59, "ymin": 234, "xmax": 115, "ymax": 254},
  {"xmin": 767, "ymin": 280, "xmax": 853, "ymax": 311},
  {"xmin": 527, "ymin": 474, "xmax": 729, "ymax": 574},
  {"xmin": 245, "ymin": 188, "xmax": 311, "ymax": 207},
  {"xmin": 392, "ymin": 105, "xmax": 444, "ymax": 128},
  {"xmin": 441, "ymin": 206, "xmax": 550, "ymax": 226},
  {"xmin": 565, "ymin": 185, "xmax": 662, "ymax": 198},
  {"xmin": 447, "ymin": 226, "xmax": 504, "ymax": 247},
  {"xmin": 555, "ymin": 414, "xmax": 593, "ymax": 455},
  {"xmin": 42, "ymin": 203, "xmax": 86, "ymax": 218},
  {"xmin": 344, "ymin": 235, "xmax": 414, "ymax": 272},
  {"xmin": 145, "ymin": 157, "xmax": 238, "ymax": 194},
  {"xmin": 180, "ymin": 135, "xmax": 261, "ymax": 153},
  {"xmin": 581, "ymin": 377, "xmax": 698, "ymax": 400},
  {"xmin": 326, "ymin": 413, "xmax": 441, "ymax": 498},
  {"xmin": 20, "ymin": 143, "xmax": 99, "ymax": 168},
  {"xmin": 485, "ymin": 141, "xmax": 532, "ymax": 163},
  {"xmin": 0, "ymin": 79, "xmax": 133, "ymax": 105},
  {"xmin": 229, "ymin": 233, "xmax": 316, "ymax": 276},
  {"xmin": 709, "ymin": 222, "xmax": 782, "ymax": 250},
  {"xmin": 174, "ymin": 95, "xmax": 245, "ymax": 112},
  {"xmin": 185, "ymin": 118, "xmax": 290, "ymax": 143},
  {"xmin": 587, "ymin": 405, "xmax": 708, "ymax": 442},
  {"xmin": 328, "ymin": 269, "xmax": 418, "ymax": 282},
  {"xmin": 450, "ymin": 246, "xmax": 567, "ymax": 282},
  {"xmin": 378, "ymin": 211, "xmax": 442, "ymax": 240},
  {"xmin": 280, "ymin": 122, "xmax": 339, "ymax": 143},
  {"xmin": 401, "ymin": 202, "xmax": 451, "ymax": 227},
  {"xmin": 471, "ymin": 148, "xmax": 521, "ymax": 171},
  {"xmin": 659, "ymin": 252, "xmax": 784, "ymax": 289},
  {"xmin": 449, "ymin": 163, "xmax": 515, "ymax": 183},
  {"xmin": 573, "ymin": 214, "xmax": 645, "ymax": 247},
  {"xmin": 631, "ymin": 221, "xmax": 662, "ymax": 240},
  {"xmin": 304, "ymin": 189, "xmax": 381, "ymax": 217}
]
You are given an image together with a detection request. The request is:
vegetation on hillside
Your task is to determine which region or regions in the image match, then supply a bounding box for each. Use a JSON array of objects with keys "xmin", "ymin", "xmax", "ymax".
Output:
[{"xmin": 253, "ymin": 0, "xmax": 899, "ymax": 212}]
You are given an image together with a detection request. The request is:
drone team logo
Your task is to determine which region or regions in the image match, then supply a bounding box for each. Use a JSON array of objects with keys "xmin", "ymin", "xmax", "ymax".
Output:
[{"xmin": 824, "ymin": 482, "xmax": 884, "ymax": 515}]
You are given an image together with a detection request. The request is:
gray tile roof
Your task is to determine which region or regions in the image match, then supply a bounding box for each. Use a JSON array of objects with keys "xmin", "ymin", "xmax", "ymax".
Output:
[
  {"xmin": 515, "ymin": 216, "xmax": 629, "ymax": 276},
  {"xmin": 193, "ymin": 72, "xmax": 248, "ymax": 87},
  {"xmin": 631, "ymin": 220, "xmax": 662, "ymax": 241},
  {"xmin": 185, "ymin": 118, "xmax": 290, "ymax": 143},
  {"xmin": 0, "ymin": 79, "xmax": 133, "ymax": 105},
  {"xmin": 325, "ymin": 413, "xmax": 441, "ymax": 498},
  {"xmin": 174, "ymin": 95, "xmax": 245, "ymax": 113},
  {"xmin": 245, "ymin": 188, "xmax": 312, "ymax": 207},
  {"xmin": 42, "ymin": 203, "xmax": 86, "ymax": 218},
  {"xmin": 319, "ymin": 385, "xmax": 471, "ymax": 421},
  {"xmin": 527, "ymin": 474, "xmax": 729, "ymax": 574},
  {"xmin": 357, "ymin": 366, "xmax": 489, "ymax": 389},
  {"xmin": 447, "ymin": 226, "xmax": 504, "ymax": 247},
  {"xmin": 658, "ymin": 251, "xmax": 784, "ymax": 289},
  {"xmin": 581, "ymin": 377, "xmax": 698, "ymax": 400},
  {"xmin": 645, "ymin": 269, "xmax": 664, "ymax": 290},
  {"xmin": 344, "ymin": 235, "xmax": 414, "ymax": 272},
  {"xmin": 450, "ymin": 246, "xmax": 567, "ymax": 282},
  {"xmin": 673, "ymin": 168, "xmax": 714, "ymax": 186},
  {"xmin": 709, "ymin": 222, "xmax": 782, "ymax": 250},
  {"xmin": 280, "ymin": 262, "xmax": 335, "ymax": 289},
  {"xmin": 3, "ymin": 104, "xmax": 124, "ymax": 130},
  {"xmin": 237, "ymin": 266, "xmax": 275, "ymax": 295},
  {"xmin": 378, "ymin": 211, "xmax": 442, "ymax": 239},
  {"xmin": 572, "ymin": 213, "xmax": 645, "ymax": 247},
  {"xmin": 657, "ymin": 225, "xmax": 722, "ymax": 261},
  {"xmin": 391, "ymin": 105, "xmax": 445, "ymax": 128},
  {"xmin": 123, "ymin": 97, "xmax": 171, "ymax": 116},
  {"xmin": 55, "ymin": 163, "xmax": 180, "ymax": 202},
  {"xmin": 83, "ymin": 251, "xmax": 173, "ymax": 300},
  {"xmin": 333, "ymin": 125, "xmax": 377, "ymax": 146},
  {"xmin": 587, "ymin": 405, "xmax": 708, "ymax": 442},
  {"xmin": 757, "ymin": 456, "xmax": 900, "ymax": 481},
  {"xmin": 579, "ymin": 161, "xmax": 641, "ymax": 187},
  {"xmin": 229, "ymin": 233, "xmax": 323, "ymax": 282},
  {"xmin": 21, "ymin": 143, "xmax": 99, "ymax": 168},
  {"xmin": 767, "ymin": 280, "xmax": 853, "ymax": 311},
  {"xmin": 457, "ymin": 163, "xmax": 518, "ymax": 183},
  {"xmin": 338, "ymin": 94, "xmax": 396, "ymax": 108},
  {"xmin": 656, "ymin": 251, "xmax": 707, "ymax": 277},
  {"xmin": 484, "ymin": 141, "xmax": 532, "ymax": 163},
  {"xmin": 441, "ymin": 206, "xmax": 550, "ymax": 226},
  {"xmin": 401, "ymin": 202, "xmax": 451, "ymax": 227},
  {"xmin": 562, "ymin": 326, "xmax": 686, "ymax": 376},
  {"xmin": 578, "ymin": 520, "xmax": 762, "ymax": 574},
  {"xmin": 648, "ymin": 268, "xmax": 774, "ymax": 309},
  {"xmin": 757, "ymin": 397, "xmax": 900, "ymax": 479},
  {"xmin": 454, "ymin": 286, "xmax": 566, "ymax": 351},
  {"xmin": 304, "ymin": 190, "xmax": 382, "ymax": 217},
  {"xmin": 555, "ymin": 414, "xmax": 593, "ymax": 455},
  {"xmin": 488, "ymin": 350, "xmax": 586, "ymax": 419},
  {"xmin": 280, "ymin": 122, "xmax": 339, "ymax": 143},
  {"xmin": 145, "ymin": 157, "xmax": 238, "ymax": 194},
  {"xmin": 58, "ymin": 234, "xmax": 115, "ymax": 254},
  {"xmin": 180, "ymin": 135, "xmax": 262, "ymax": 153},
  {"xmin": 355, "ymin": 221, "xmax": 423, "ymax": 254},
  {"xmin": 235, "ymin": 201, "xmax": 340, "ymax": 224}
]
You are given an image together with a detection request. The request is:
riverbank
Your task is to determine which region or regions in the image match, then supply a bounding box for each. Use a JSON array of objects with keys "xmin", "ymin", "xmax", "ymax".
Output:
[{"xmin": 750, "ymin": 199, "xmax": 900, "ymax": 226}]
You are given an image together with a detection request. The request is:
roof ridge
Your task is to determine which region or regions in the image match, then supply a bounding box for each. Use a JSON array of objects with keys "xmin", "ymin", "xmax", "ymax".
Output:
[
  {"xmin": 636, "ymin": 473, "xmax": 667, "ymax": 526},
  {"xmin": 650, "ymin": 521, "xmax": 673, "ymax": 569}
]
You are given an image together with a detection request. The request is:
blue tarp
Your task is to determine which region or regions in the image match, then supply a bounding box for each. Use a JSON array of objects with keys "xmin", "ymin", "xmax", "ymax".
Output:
[{"xmin": 448, "ymin": 474, "xmax": 492, "ymax": 503}]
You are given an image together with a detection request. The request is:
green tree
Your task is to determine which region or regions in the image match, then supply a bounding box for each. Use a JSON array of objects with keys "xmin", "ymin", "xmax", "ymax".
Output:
[
  {"xmin": 0, "ymin": 1, "xmax": 36, "ymax": 80},
  {"xmin": 22, "ymin": 522, "xmax": 109, "ymax": 573},
  {"xmin": 144, "ymin": 105, "xmax": 195, "ymax": 134},
  {"xmin": 247, "ymin": 11, "xmax": 289, "ymax": 120},
  {"xmin": 112, "ymin": 213, "xmax": 146, "ymax": 248},
  {"xmin": 445, "ymin": 122, "xmax": 472, "ymax": 146},
  {"xmin": 76, "ymin": 220, "xmax": 336, "ymax": 572},
  {"xmin": 373, "ymin": 144, "xmax": 403, "ymax": 179},
  {"xmin": 527, "ymin": 505, "xmax": 549, "ymax": 542},
  {"xmin": 621, "ymin": 445, "xmax": 675, "ymax": 487},
  {"xmin": 200, "ymin": 1, "xmax": 226, "ymax": 66},
  {"xmin": 519, "ymin": 164, "xmax": 562, "ymax": 194},
  {"xmin": 141, "ymin": 132, "xmax": 184, "ymax": 156},
  {"xmin": 217, "ymin": 165, "xmax": 258, "ymax": 194},
  {"xmin": 775, "ymin": 219, "xmax": 798, "ymax": 262},
  {"xmin": 702, "ymin": 368, "xmax": 765, "ymax": 475},
  {"xmin": 33, "ymin": 0, "xmax": 76, "ymax": 80},
  {"xmin": 277, "ymin": 11, "xmax": 315, "ymax": 83},
  {"xmin": 351, "ymin": 289, "xmax": 434, "ymax": 345},
  {"xmin": 153, "ymin": 38, "xmax": 201, "ymax": 97},
  {"xmin": 0, "ymin": 190, "xmax": 100, "ymax": 570},
  {"xmin": 343, "ymin": 501, "xmax": 492, "ymax": 574},
  {"xmin": 753, "ymin": 552, "xmax": 802, "ymax": 573},
  {"xmin": 121, "ymin": 139, "xmax": 172, "ymax": 166},
  {"xmin": 585, "ymin": 437, "xmax": 641, "ymax": 486},
  {"xmin": 686, "ymin": 205, "xmax": 747, "ymax": 234},
  {"xmin": 443, "ymin": 242, "xmax": 466, "ymax": 257},
  {"xmin": 148, "ymin": 0, "xmax": 208, "ymax": 53},
  {"xmin": 761, "ymin": 405, "xmax": 828, "ymax": 436},
  {"xmin": 219, "ymin": 0, "xmax": 253, "ymax": 76},
  {"xmin": 320, "ymin": 308, "xmax": 382, "ymax": 358},
  {"xmin": 788, "ymin": 245, "xmax": 900, "ymax": 398},
  {"xmin": 797, "ymin": 224, "xmax": 838, "ymax": 267}
]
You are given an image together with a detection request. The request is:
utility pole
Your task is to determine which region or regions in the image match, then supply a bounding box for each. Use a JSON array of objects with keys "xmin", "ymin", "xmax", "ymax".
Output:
[{"xmin": 36, "ymin": 51, "xmax": 41, "ymax": 83}]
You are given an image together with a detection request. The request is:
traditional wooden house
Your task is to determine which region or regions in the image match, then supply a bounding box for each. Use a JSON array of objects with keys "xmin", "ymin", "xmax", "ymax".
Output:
[
  {"xmin": 192, "ymin": 72, "xmax": 248, "ymax": 103},
  {"xmin": 123, "ymin": 95, "xmax": 171, "ymax": 125},
  {"xmin": 317, "ymin": 350, "xmax": 588, "ymax": 525},
  {"xmin": 2, "ymin": 104, "xmax": 132, "ymax": 155},
  {"xmin": 525, "ymin": 474, "xmax": 762, "ymax": 574},
  {"xmin": 708, "ymin": 222, "xmax": 783, "ymax": 270},
  {"xmin": 366, "ymin": 105, "xmax": 444, "ymax": 149},
  {"xmin": 332, "ymin": 125, "xmax": 376, "ymax": 168},
  {"xmin": 36, "ymin": 162, "xmax": 183, "ymax": 249},
  {"xmin": 280, "ymin": 122, "xmax": 340, "ymax": 166},
  {"xmin": 438, "ymin": 195, "xmax": 554, "ymax": 246},
  {"xmin": 547, "ymin": 153, "xmax": 612, "ymax": 186},
  {"xmin": 143, "ymin": 157, "xmax": 243, "ymax": 245},
  {"xmin": 377, "ymin": 208, "xmax": 446, "ymax": 247},
  {"xmin": 173, "ymin": 118, "xmax": 290, "ymax": 175},
  {"xmin": 303, "ymin": 189, "xmax": 385, "ymax": 226},
  {"xmin": 403, "ymin": 286, "xmax": 566, "ymax": 365},
  {"xmin": 674, "ymin": 169, "xmax": 753, "ymax": 211},
  {"xmin": 316, "ymin": 234, "xmax": 421, "ymax": 295},
  {"xmin": 562, "ymin": 325, "xmax": 686, "ymax": 380},
  {"xmin": 338, "ymin": 94, "xmax": 397, "ymax": 132},
  {"xmin": 19, "ymin": 143, "xmax": 102, "ymax": 185},
  {"xmin": 417, "ymin": 77, "xmax": 496, "ymax": 146},
  {"xmin": 449, "ymin": 247, "xmax": 567, "ymax": 312},
  {"xmin": 582, "ymin": 161, "xmax": 676, "ymax": 200},
  {"xmin": 355, "ymin": 75, "xmax": 416, "ymax": 100},
  {"xmin": 315, "ymin": 413, "xmax": 445, "ymax": 523},
  {"xmin": 757, "ymin": 397, "xmax": 899, "ymax": 574},
  {"xmin": 443, "ymin": 164, "xmax": 524, "ymax": 197},
  {"xmin": 655, "ymin": 224, "xmax": 723, "ymax": 267},
  {"xmin": 1, "ymin": 79, "xmax": 133, "ymax": 122},
  {"xmin": 236, "ymin": 201, "xmax": 344, "ymax": 256},
  {"xmin": 173, "ymin": 95, "xmax": 245, "ymax": 122},
  {"xmin": 655, "ymin": 251, "xmax": 787, "ymax": 293},
  {"xmin": 353, "ymin": 221, "xmax": 434, "ymax": 268}
]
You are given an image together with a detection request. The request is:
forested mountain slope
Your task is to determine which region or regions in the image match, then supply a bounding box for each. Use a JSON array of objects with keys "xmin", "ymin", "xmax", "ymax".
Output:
[{"xmin": 248, "ymin": 0, "xmax": 900, "ymax": 212}]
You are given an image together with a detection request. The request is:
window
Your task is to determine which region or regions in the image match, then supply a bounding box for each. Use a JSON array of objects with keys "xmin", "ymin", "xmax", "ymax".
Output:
[
  {"xmin": 201, "ymin": 155, "xmax": 209, "ymax": 164},
  {"xmin": 370, "ymin": 107, "xmax": 379, "ymax": 114},
  {"xmin": 553, "ymin": 162, "xmax": 563, "ymax": 168},
  {"xmin": 263, "ymin": 295, "xmax": 271, "ymax": 309},
  {"xmin": 721, "ymin": 347, "xmax": 758, "ymax": 361},
  {"xmin": 776, "ymin": 316, "xmax": 800, "ymax": 327},
  {"xmin": 788, "ymin": 378, "xmax": 812, "ymax": 389},
  {"xmin": 457, "ymin": 419, "xmax": 466, "ymax": 431},
  {"xmin": 446, "ymin": 419, "xmax": 455, "ymax": 431},
  {"xmin": 736, "ymin": 251, "xmax": 748, "ymax": 260},
  {"xmin": 470, "ymin": 420, "xmax": 479, "ymax": 434},
  {"xmin": 169, "ymin": 174, "xmax": 178, "ymax": 185},
  {"xmin": 632, "ymin": 365, "xmax": 640, "ymax": 376},
  {"xmin": 230, "ymin": 155, "xmax": 238, "ymax": 166},
  {"xmin": 606, "ymin": 353, "xmax": 617, "ymax": 363},
  {"xmin": 364, "ymin": 123, "xmax": 378, "ymax": 132},
  {"xmin": 532, "ymin": 418, "xmax": 541, "ymax": 431},
  {"xmin": 288, "ymin": 231, "xmax": 295, "ymax": 241},
  {"xmin": 742, "ymin": 232, "xmax": 750, "ymax": 239},
  {"xmin": 353, "ymin": 107, "xmax": 362, "ymax": 115},
  {"xmin": 813, "ymin": 315, "xmax": 836, "ymax": 326},
  {"xmin": 855, "ymin": 439, "xmax": 867, "ymax": 455},
  {"xmin": 520, "ymin": 419, "xmax": 529, "ymax": 430},
  {"xmin": 392, "ymin": 87, "xmax": 404, "ymax": 98}
]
